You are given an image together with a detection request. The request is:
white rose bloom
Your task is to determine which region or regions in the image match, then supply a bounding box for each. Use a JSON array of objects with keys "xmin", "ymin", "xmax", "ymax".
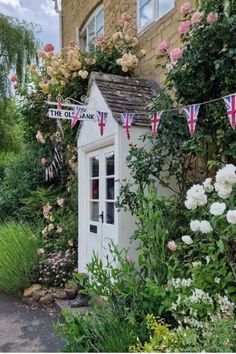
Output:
[
  {"xmin": 216, "ymin": 164, "xmax": 236, "ymax": 185},
  {"xmin": 210, "ymin": 202, "xmax": 226, "ymax": 216},
  {"xmin": 214, "ymin": 182, "xmax": 232, "ymax": 199},
  {"xmin": 203, "ymin": 178, "xmax": 214, "ymax": 193},
  {"xmin": 182, "ymin": 235, "xmax": 193, "ymax": 245},
  {"xmin": 185, "ymin": 198, "xmax": 197, "ymax": 210},
  {"xmin": 199, "ymin": 220, "xmax": 213, "ymax": 234},
  {"xmin": 190, "ymin": 220, "xmax": 201, "ymax": 232},
  {"xmin": 226, "ymin": 210, "xmax": 236, "ymax": 224}
]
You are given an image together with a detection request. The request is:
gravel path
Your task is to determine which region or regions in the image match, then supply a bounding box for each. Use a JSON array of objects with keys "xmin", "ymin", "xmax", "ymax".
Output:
[{"xmin": 0, "ymin": 291, "xmax": 62, "ymax": 352}]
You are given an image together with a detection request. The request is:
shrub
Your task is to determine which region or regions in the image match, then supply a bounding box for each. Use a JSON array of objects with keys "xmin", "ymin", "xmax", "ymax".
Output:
[
  {"xmin": 38, "ymin": 249, "xmax": 76, "ymax": 287},
  {"xmin": 0, "ymin": 146, "xmax": 45, "ymax": 221},
  {"xmin": 56, "ymin": 305, "xmax": 143, "ymax": 353},
  {"xmin": 0, "ymin": 222, "xmax": 39, "ymax": 294},
  {"xmin": 130, "ymin": 314, "xmax": 236, "ymax": 353}
]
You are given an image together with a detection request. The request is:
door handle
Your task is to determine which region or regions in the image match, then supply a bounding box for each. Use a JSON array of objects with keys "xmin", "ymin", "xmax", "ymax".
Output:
[{"xmin": 99, "ymin": 211, "xmax": 104, "ymax": 223}]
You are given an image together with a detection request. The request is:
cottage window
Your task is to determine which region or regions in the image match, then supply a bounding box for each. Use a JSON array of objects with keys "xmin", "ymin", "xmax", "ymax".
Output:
[
  {"xmin": 78, "ymin": 5, "xmax": 104, "ymax": 52},
  {"xmin": 138, "ymin": 0, "xmax": 175, "ymax": 31}
]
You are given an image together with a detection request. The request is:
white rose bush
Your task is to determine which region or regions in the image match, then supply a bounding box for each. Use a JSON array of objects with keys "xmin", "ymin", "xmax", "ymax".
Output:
[{"xmin": 162, "ymin": 164, "xmax": 236, "ymax": 330}]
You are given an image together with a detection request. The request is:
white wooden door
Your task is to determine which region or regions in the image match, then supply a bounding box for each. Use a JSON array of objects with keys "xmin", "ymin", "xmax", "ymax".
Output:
[{"xmin": 87, "ymin": 147, "xmax": 116, "ymax": 265}]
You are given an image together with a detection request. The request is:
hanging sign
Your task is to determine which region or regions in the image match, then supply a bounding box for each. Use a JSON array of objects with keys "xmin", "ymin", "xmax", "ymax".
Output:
[{"xmin": 48, "ymin": 108, "xmax": 97, "ymax": 121}]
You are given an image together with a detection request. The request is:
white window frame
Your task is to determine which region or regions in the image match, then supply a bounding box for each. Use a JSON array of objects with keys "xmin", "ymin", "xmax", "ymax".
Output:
[
  {"xmin": 137, "ymin": 0, "xmax": 175, "ymax": 33},
  {"xmin": 77, "ymin": 4, "xmax": 104, "ymax": 52}
]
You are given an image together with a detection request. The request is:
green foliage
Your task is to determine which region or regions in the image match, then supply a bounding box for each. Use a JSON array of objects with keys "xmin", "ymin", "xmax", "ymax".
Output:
[
  {"xmin": 0, "ymin": 222, "xmax": 39, "ymax": 294},
  {"xmin": 0, "ymin": 14, "xmax": 38, "ymax": 97},
  {"xmin": 56, "ymin": 305, "xmax": 143, "ymax": 353},
  {"xmin": 0, "ymin": 147, "xmax": 45, "ymax": 221},
  {"xmin": 130, "ymin": 314, "xmax": 236, "ymax": 353}
]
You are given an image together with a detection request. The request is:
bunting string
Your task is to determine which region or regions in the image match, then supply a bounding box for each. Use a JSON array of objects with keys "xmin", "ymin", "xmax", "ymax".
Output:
[{"xmin": 56, "ymin": 92, "xmax": 236, "ymax": 140}]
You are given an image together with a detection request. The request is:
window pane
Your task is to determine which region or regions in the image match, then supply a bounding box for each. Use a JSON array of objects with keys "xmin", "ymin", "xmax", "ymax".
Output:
[
  {"xmin": 90, "ymin": 202, "xmax": 99, "ymax": 222},
  {"xmin": 106, "ymin": 202, "xmax": 114, "ymax": 224},
  {"xmin": 91, "ymin": 179, "xmax": 99, "ymax": 199},
  {"xmin": 90, "ymin": 156, "xmax": 99, "ymax": 177},
  {"xmin": 159, "ymin": 0, "xmax": 175, "ymax": 18},
  {"xmin": 140, "ymin": 0, "xmax": 154, "ymax": 28},
  {"xmin": 96, "ymin": 9, "xmax": 104, "ymax": 34},
  {"xmin": 140, "ymin": 0, "xmax": 150, "ymax": 6},
  {"xmin": 87, "ymin": 17, "xmax": 95, "ymax": 51},
  {"xmin": 106, "ymin": 152, "xmax": 114, "ymax": 176},
  {"xmin": 106, "ymin": 178, "xmax": 114, "ymax": 200}
]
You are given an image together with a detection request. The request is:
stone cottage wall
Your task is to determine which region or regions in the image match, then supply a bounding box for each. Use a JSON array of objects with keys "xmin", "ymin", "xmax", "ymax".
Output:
[{"xmin": 61, "ymin": 0, "xmax": 194, "ymax": 85}]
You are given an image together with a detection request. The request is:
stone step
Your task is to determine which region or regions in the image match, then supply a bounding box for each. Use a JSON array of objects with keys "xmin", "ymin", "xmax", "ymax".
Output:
[{"xmin": 55, "ymin": 298, "xmax": 89, "ymax": 315}]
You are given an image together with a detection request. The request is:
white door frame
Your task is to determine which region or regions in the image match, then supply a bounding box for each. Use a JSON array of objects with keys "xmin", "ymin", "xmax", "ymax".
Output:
[{"xmin": 78, "ymin": 137, "xmax": 117, "ymax": 272}]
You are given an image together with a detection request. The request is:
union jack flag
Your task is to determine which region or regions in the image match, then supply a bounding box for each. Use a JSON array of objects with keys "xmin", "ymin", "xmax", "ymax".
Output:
[
  {"xmin": 97, "ymin": 111, "xmax": 108, "ymax": 136},
  {"xmin": 183, "ymin": 104, "xmax": 201, "ymax": 137},
  {"xmin": 224, "ymin": 94, "xmax": 236, "ymax": 129},
  {"xmin": 120, "ymin": 113, "xmax": 134, "ymax": 140},
  {"xmin": 151, "ymin": 111, "xmax": 163, "ymax": 136},
  {"xmin": 71, "ymin": 106, "xmax": 86, "ymax": 128}
]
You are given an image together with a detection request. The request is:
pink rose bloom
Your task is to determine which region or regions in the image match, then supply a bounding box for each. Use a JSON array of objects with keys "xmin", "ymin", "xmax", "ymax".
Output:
[
  {"xmin": 57, "ymin": 198, "xmax": 64, "ymax": 207},
  {"xmin": 167, "ymin": 241, "xmax": 177, "ymax": 252},
  {"xmin": 170, "ymin": 47, "xmax": 183, "ymax": 64},
  {"xmin": 207, "ymin": 12, "xmax": 218, "ymax": 24},
  {"xmin": 191, "ymin": 11, "xmax": 204, "ymax": 26},
  {"xmin": 178, "ymin": 20, "xmax": 191, "ymax": 35},
  {"xmin": 10, "ymin": 75, "xmax": 17, "ymax": 83},
  {"xmin": 158, "ymin": 40, "xmax": 170, "ymax": 54},
  {"xmin": 44, "ymin": 43, "xmax": 55, "ymax": 52},
  {"xmin": 180, "ymin": 2, "xmax": 192, "ymax": 15}
]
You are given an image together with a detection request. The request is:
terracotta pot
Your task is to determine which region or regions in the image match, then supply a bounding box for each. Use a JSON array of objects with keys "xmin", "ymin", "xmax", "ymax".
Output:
[{"xmin": 65, "ymin": 288, "xmax": 78, "ymax": 300}]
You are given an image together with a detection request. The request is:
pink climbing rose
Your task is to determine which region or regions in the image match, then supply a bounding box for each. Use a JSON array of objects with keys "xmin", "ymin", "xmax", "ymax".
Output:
[
  {"xmin": 178, "ymin": 20, "xmax": 191, "ymax": 35},
  {"xmin": 180, "ymin": 2, "xmax": 192, "ymax": 15},
  {"xmin": 10, "ymin": 75, "xmax": 17, "ymax": 83},
  {"xmin": 167, "ymin": 241, "xmax": 177, "ymax": 252},
  {"xmin": 207, "ymin": 12, "xmax": 219, "ymax": 24},
  {"xmin": 170, "ymin": 47, "xmax": 183, "ymax": 64},
  {"xmin": 44, "ymin": 43, "xmax": 55, "ymax": 53},
  {"xmin": 191, "ymin": 11, "xmax": 204, "ymax": 26},
  {"xmin": 158, "ymin": 40, "xmax": 170, "ymax": 54}
]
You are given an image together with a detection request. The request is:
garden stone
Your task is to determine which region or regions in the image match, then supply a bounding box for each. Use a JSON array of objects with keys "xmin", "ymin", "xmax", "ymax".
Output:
[
  {"xmin": 39, "ymin": 293, "xmax": 55, "ymax": 305},
  {"xmin": 51, "ymin": 289, "xmax": 67, "ymax": 300},
  {"xmin": 32, "ymin": 289, "xmax": 48, "ymax": 301},
  {"xmin": 21, "ymin": 295, "xmax": 36, "ymax": 306},
  {"xmin": 23, "ymin": 284, "xmax": 41, "ymax": 297}
]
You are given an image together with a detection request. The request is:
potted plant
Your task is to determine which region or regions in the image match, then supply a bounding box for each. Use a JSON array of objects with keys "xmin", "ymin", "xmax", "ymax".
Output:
[{"xmin": 65, "ymin": 280, "xmax": 78, "ymax": 300}]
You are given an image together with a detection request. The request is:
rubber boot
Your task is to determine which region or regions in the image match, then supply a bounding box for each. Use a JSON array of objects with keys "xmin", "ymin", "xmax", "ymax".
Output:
[{"xmin": 69, "ymin": 275, "xmax": 90, "ymax": 308}]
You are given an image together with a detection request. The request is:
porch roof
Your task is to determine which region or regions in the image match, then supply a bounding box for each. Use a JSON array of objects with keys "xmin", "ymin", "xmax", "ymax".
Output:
[{"xmin": 87, "ymin": 72, "xmax": 159, "ymax": 127}]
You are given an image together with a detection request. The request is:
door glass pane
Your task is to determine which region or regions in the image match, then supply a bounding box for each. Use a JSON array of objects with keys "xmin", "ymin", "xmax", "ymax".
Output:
[
  {"xmin": 106, "ymin": 152, "xmax": 114, "ymax": 176},
  {"xmin": 159, "ymin": 0, "xmax": 175, "ymax": 18},
  {"xmin": 96, "ymin": 9, "xmax": 104, "ymax": 34},
  {"xmin": 106, "ymin": 178, "xmax": 114, "ymax": 200},
  {"xmin": 91, "ymin": 179, "xmax": 99, "ymax": 199},
  {"xmin": 140, "ymin": 0, "xmax": 154, "ymax": 28},
  {"xmin": 106, "ymin": 202, "xmax": 114, "ymax": 224},
  {"xmin": 90, "ymin": 201, "xmax": 99, "ymax": 222},
  {"xmin": 90, "ymin": 156, "xmax": 99, "ymax": 177}
]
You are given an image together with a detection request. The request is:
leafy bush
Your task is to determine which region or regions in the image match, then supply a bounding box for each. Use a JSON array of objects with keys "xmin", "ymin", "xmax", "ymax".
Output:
[
  {"xmin": 56, "ymin": 305, "xmax": 144, "ymax": 353},
  {"xmin": 0, "ymin": 146, "xmax": 45, "ymax": 221},
  {"xmin": 130, "ymin": 314, "xmax": 236, "ymax": 353},
  {"xmin": 0, "ymin": 222, "xmax": 39, "ymax": 294}
]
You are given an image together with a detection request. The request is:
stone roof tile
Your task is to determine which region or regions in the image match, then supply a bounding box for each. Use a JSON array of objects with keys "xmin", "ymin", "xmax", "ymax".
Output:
[{"xmin": 88, "ymin": 72, "xmax": 159, "ymax": 126}]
